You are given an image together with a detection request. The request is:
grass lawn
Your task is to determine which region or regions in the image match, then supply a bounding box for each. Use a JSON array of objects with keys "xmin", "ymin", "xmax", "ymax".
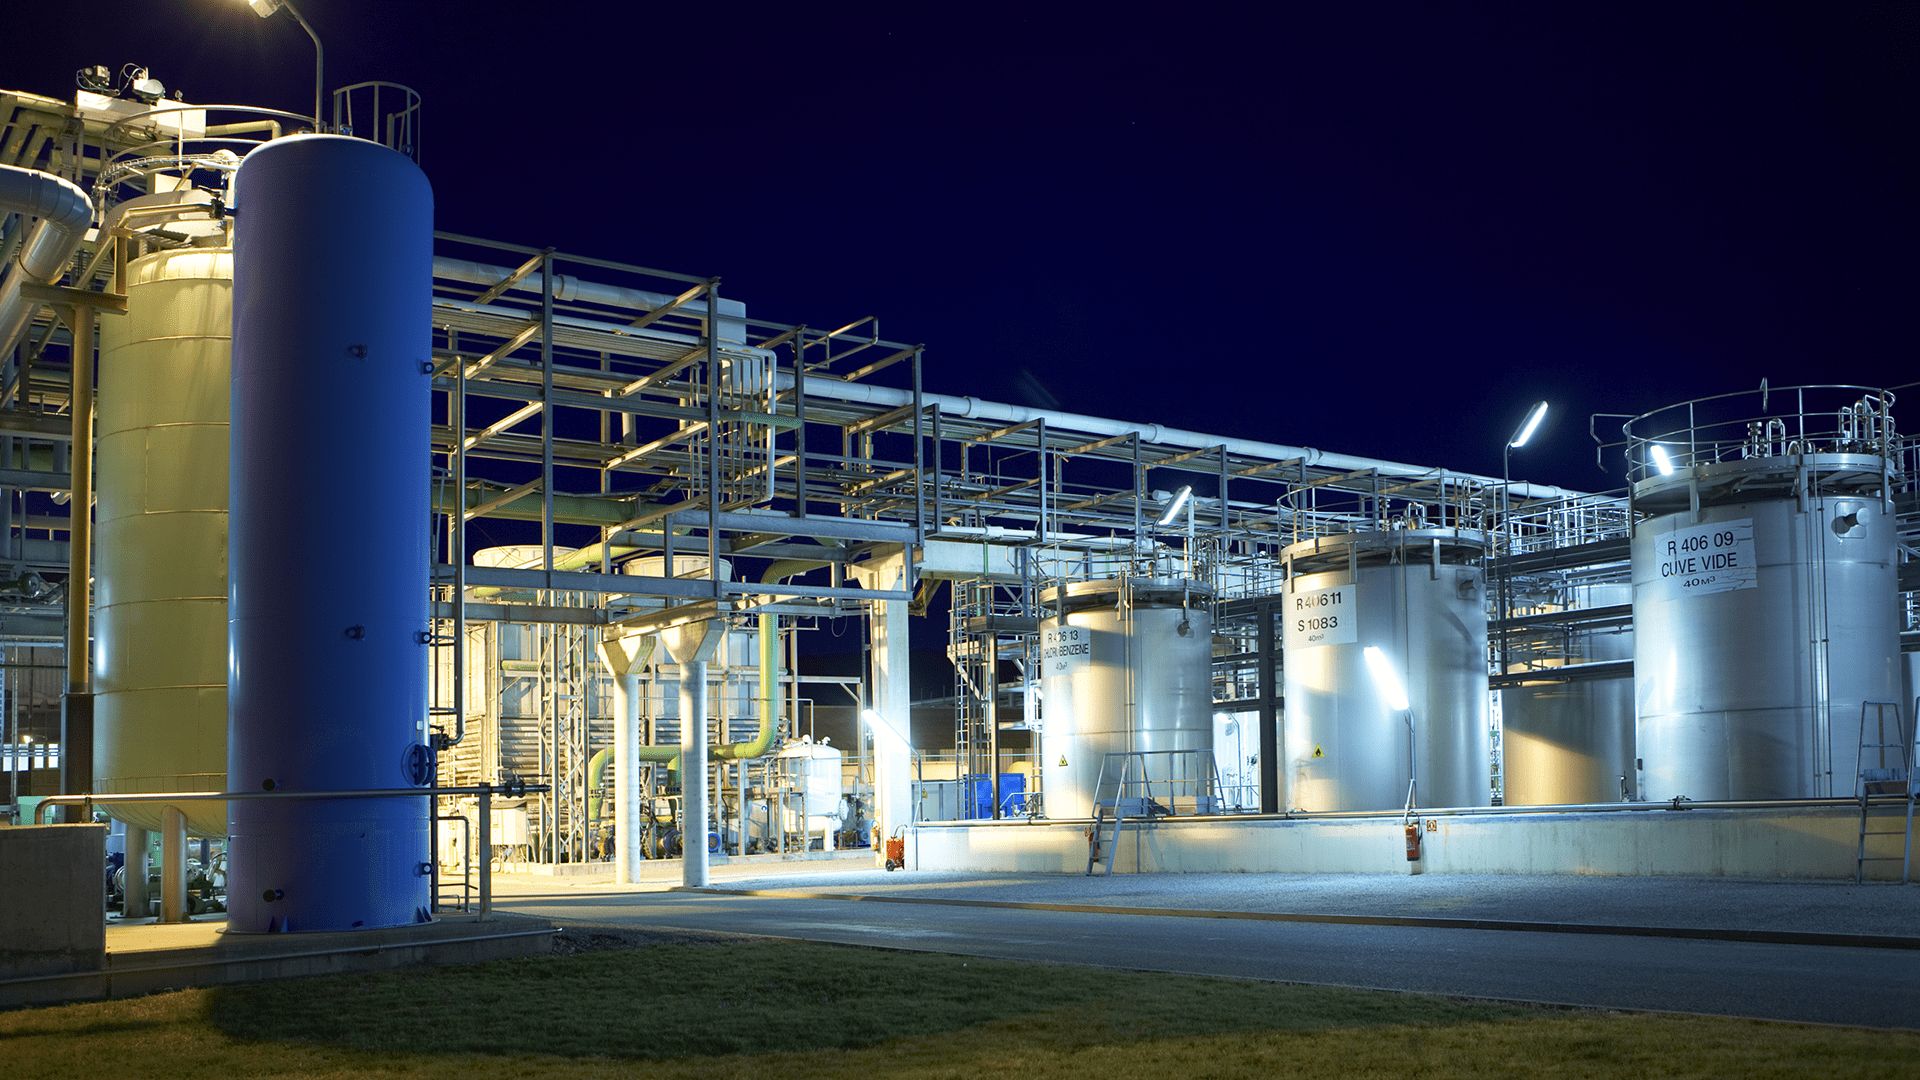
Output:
[{"xmin": 2, "ymin": 928, "xmax": 1911, "ymax": 1079}]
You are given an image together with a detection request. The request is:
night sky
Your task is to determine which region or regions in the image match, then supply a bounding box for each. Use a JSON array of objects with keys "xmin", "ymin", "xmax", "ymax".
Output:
[{"xmin": 8, "ymin": 3, "xmax": 1914, "ymax": 492}]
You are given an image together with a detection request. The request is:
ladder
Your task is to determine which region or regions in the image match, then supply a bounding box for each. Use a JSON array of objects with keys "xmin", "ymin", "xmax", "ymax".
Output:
[
  {"xmin": 1854, "ymin": 701, "xmax": 1914, "ymax": 884},
  {"xmin": 1085, "ymin": 753, "xmax": 1134, "ymax": 876}
]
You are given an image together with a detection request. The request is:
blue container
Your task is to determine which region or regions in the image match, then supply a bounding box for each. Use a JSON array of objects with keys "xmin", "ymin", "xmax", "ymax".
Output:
[
  {"xmin": 226, "ymin": 135, "xmax": 434, "ymax": 933},
  {"xmin": 963, "ymin": 773, "xmax": 1028, "ymax": 819}
]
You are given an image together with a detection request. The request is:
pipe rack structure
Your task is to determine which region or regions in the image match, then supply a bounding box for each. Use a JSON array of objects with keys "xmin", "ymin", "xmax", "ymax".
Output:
[{"xmin": 0, "ymin": 72, "xmax": 1914, "ymax": 895}]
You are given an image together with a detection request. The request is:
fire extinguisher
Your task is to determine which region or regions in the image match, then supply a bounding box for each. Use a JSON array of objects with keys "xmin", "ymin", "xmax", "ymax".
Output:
[{"xmin": 1404, "ymin": 820, "xmax": 1422, "ymax": 862}]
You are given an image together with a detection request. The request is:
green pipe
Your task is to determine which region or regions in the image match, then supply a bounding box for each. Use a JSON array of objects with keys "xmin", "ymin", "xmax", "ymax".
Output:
[
  {"xmin": 599, "ymin": 558, "xmax": 831, "ymax": 815},
  {"xmin": 707, "ymin": 558, "xmax": 828, "ymax": 762},
  {"xmin": 710, "ymin": 611, "xmax": 777, "ymax": 761},
  {"xmin": 587, "ymin": 745, "xmax": 615, "ymax": 822}
]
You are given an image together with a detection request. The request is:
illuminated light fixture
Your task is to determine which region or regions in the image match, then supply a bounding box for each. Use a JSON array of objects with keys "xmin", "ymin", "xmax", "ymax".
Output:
[
  {"xmin": 1157, "ymin": 485, "xmax": 1192, "ymax": 527},
  {"xmin": 1507, "ymin": 401, "xmax": 1549, "ymax": 449},
  {"xmin": 862, "ymin": 707, "xmax": 907, "ymax": 749},
  {"xmin": 1649, "ymin": 443, "xmax": 1675, "ymax": 477},
  {"xmin": 239, "ymin": 0, "xmax": 324, "ymax": 128},
  {"xmin": 1362, "ymin": 645, "xmax": 1410, "ymax": 712}
]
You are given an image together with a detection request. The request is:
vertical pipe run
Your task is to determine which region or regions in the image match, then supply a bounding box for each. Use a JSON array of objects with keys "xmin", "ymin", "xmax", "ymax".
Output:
[
  {"xmin": 1257, "ymin": 601, "xmax": 1279, "ymax": 814},
  {"xmin": 680, "ymin": 659, "xmax": 709, "ymax": 888}
]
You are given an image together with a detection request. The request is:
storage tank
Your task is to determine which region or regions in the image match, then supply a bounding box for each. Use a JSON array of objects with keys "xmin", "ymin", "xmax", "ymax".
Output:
[
  {"xmin": 1281, "ymin": 529, "xmax": 1491, "ymax": 811},
  {"xmin": 1500, "ymin": 583, "xmax": 1636, "ymax": 805},
  {"xmin": 1628, "ymin": 388, "xmax": 1901, "ymax": 801},
  {"xmin": 227, "ymin": 135, "xmax": 434, "ymax": 932},
  {"xmin": 778, "ymin": 735, "xmax": 844, "ymax": 841},
  {"xmin": 93, "ymin": 247, "xmax": 231, "ymax": 837},
  {"xmin": 1039, "ymin": 577, "xmax": 1213, "ymax": 819}
]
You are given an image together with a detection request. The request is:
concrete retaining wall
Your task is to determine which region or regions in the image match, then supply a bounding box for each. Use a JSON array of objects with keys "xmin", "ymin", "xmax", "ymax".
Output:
[
  {"xmin": 0, "ymin": 824, "xmax": 107, "ymax": 978},
  {"xmin": 914, "ymin": 805, "xmax": 1908, "ymax": 880}
]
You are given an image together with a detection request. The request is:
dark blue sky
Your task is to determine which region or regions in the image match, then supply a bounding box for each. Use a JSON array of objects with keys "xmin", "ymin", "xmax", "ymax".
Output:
[{"xmin": 11, "ymin": 3, "xmax": 1915, "ymax": 491}]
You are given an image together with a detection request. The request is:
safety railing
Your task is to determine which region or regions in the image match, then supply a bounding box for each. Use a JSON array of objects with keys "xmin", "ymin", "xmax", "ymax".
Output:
[
  {"xmin": 332, "ymin": 82, "xmax": 421, "ymax": 162},
  {"xmin": 1613, "ymin": 384, "xmax": 1900, "ymax": 484},
  {"xmin": 1498, "ymin": 489, "xmax": 1634, "ymax": 556},
  {"xmin": 1092, "ymin": 748, "xmax": 1228, "ymax": 819},
  {"xmin": 33, "ymin": 782, "xmax": 547, "ymax": 918}
]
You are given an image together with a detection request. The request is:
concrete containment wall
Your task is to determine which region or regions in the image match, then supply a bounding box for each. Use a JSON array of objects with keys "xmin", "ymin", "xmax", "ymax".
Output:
[
  {"xmin": 0, "ymin": 824, "xmax": 107, "ymax": 977},
  {"xmin": 915, "ymin": 806, "xmax": 1906, "ymax": 881}
]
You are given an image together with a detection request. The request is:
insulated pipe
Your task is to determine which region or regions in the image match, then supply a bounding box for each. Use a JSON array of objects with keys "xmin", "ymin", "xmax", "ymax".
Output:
[
  {"xmin": 585, "ymin": 745, "xmax": 614, "ymax": 825},
  {"xmin": 0, "ymin": 165, "xmax": 93, "ymax": 359},
  {"xmin": 774, "ymin": 373, "xmax": 1586, "ymax": 502},
  {"xmin": 431, "ymin": 257, "xmax": 749, "ymax": 344},
  {"xmin": 711, "ymin": 612, "xmax": 779, "ymax": 762}
]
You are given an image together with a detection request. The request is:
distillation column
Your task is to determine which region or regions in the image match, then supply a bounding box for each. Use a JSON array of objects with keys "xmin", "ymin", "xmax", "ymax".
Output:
[{"xmin": 226, "ymin": 134, "xmax": 435, "ymax": 932}]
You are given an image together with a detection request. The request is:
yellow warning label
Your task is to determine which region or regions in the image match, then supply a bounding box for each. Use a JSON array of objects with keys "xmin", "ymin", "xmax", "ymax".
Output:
[
  {"xmin": 1058, "ymin": 756, "xmax": 1068, "ymax": 767},
  {"xmin": 1312, "ymin": 745, "xmax": 1325, "ymax": 759}
]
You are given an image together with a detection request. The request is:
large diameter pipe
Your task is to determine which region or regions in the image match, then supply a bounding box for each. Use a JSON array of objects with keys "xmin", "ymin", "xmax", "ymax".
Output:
[
  {"xmin": 775, "ymin": 373, "xmax": 1586, "ymax": 502},
  {"xmin": 431, "ymin": 257, "xmax": 748, "ymax": 344},
  {"xmin": 680, "ymin": 658, "xmax": 710, "ymax": 888},
  {"xmin": 227, "ymin": 135, "xmax": 434, "ymax": 933},
  {"xmin": 0, "ymin": 165, "xmax": 92, "ymax": 358}
]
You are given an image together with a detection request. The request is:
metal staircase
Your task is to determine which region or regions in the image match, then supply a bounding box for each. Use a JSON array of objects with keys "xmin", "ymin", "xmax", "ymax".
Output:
[
  {"xmin": 1853, "ymin": 701, "xmax": 1914, "ymax": 884},
  {"xmin": 1085, "ymin": 748, "xmax": 1226, "ymax": 875}
]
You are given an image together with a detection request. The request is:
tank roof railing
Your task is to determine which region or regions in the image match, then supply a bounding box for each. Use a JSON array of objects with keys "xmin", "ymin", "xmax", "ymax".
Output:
[
  {"xmin": 1608, "ymin": 384, "xmax": 1900, "ymax": 485},
  {"xmin": 331, "ymin": 82, "xmax": 421, "ymax": 163},
  {"xmin": 1498, "ymin": 489, "xmax": 1633, "ymax": 557}
]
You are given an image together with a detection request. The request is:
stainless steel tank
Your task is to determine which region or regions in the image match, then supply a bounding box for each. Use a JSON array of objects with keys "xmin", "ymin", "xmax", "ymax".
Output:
[
  {"xmin": 1499, "ymin": 583, "xmax": 1636, "ymax": 805},
  {"xmin": 1628, "ymin": 390, "xmax": 1901, "ymax": 801},
  {"xmin": 1039, "ymin": 577, "xmax": 1214, "ymax": 818},
  {"xmin": 1281, "ymin": 530, "xmax": 1491, "ymax": 811}
]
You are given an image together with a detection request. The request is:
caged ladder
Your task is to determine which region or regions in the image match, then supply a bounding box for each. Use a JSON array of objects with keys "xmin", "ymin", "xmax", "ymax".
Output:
[{"xmin": 1853, "ymin": 701, "xmax": 1915, "ymax": 885}]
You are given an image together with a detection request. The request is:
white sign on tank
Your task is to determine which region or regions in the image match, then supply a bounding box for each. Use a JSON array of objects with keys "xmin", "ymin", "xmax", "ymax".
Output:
[
  {"xmin": 1284, "ymin": 584, "xmax": 1357, "ymax": 649},
  {"xmin": 1040, "ymin": 624, "xmax": 1093, "ymax": 676},
  {"xmin": 1655, "ymin": 518, "xmax": 1758, "ymax": 597}
]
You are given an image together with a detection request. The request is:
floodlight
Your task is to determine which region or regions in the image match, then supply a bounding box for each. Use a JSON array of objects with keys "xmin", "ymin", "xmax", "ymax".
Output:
[
  {"xmin": 1157, "ymin": 485, "xmax": 1192, "ymax": 527},
  {"xmin": 1507, "ymin": 401, "xmax": 1549, "ymax": 449}
]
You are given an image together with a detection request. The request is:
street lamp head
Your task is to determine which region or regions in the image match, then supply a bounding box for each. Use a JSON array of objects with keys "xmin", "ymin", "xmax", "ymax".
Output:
[
  {"xmin": 1156, "ymin": 485, "xmax": 1193, "ymax": 527},
  {"xmin": 246, "ymin": 0, "xmax": 284, "ymax": 16},
  {"xmin": 1507, "ymin": 401, "xmax": 1549, "ymax": 449}
]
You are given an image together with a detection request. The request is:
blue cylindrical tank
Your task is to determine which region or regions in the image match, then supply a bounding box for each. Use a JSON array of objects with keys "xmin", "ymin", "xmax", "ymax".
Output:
[{"xmin": 227, "ymin": 135, "xmax": 434, "ymax": 933}]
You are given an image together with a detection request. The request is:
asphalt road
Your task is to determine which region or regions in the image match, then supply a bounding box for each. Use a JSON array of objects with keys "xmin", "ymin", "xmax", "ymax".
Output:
[{"xmin": 498, "ymin": 886, "xmax": 1920, "ymax": 1029}]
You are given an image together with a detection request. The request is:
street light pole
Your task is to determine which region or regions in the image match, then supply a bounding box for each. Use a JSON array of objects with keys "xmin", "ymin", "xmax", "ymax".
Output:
[
  {"xmin": 1500, "ymin": 401, "xmax": 1549, "ymax": 685},
  {"xmin": 247, "ymin": 0, "xmax": 325, "ymax": 130}
]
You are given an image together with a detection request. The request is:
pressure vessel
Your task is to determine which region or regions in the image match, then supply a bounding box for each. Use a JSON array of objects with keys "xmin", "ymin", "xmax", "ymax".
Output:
[{"xmin": 226, "ymin": 134, "xmax": 434, "ymax": 932}]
